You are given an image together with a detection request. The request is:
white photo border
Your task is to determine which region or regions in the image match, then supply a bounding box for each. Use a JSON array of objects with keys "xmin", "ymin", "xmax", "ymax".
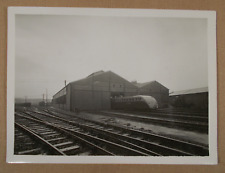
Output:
[{"xmin": 7, "ymin": 7, "xmax": 217, "ymax": 164}]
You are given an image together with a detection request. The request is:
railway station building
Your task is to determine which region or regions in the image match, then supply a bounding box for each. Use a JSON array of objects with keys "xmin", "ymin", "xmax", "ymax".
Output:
[
  {"xmin": 52, "ymin": 71, "xmax": 170, "ymax": 111},
  {"xmin": 169, "ymin": 87, "xmax": 208, "ymax": 110}
]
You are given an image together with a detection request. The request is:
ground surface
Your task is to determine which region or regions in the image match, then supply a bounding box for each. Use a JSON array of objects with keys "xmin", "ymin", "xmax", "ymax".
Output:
[{"xmin": 66, "ymin": 110, "xmax": 208, "ymax": 146}]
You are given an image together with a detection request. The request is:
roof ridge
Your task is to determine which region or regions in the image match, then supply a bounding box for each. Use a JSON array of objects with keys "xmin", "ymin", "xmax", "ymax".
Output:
[
  {"xmin": 170, "ymin": 87, "xmax": 208, "ymax": 96},
  {"xmin": 87, "ymin": 70, "xmax": 105, "ymax": 78}
]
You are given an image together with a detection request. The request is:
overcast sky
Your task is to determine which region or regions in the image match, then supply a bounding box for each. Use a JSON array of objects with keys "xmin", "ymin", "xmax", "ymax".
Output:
[{"xmin": 15, "ymin": 14, "xmax": 208, "ymax": 99}]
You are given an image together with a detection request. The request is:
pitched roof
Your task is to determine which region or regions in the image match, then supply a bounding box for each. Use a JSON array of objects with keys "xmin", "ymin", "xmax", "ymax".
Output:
[
  {"xmin": 134, "ymin": 81, "xmax": 155, "ymax": 88},
  {"xmin": 69, "ymin": 70, "xmax": 137, "ymax": 87},
  {"xmin": 87, "ymin": 70, "xmax": 105, "ymax": 78},
  {"xmin": 132, "ymin": 80, "xmax": 168, "ymax": 90},
  {"xmin": 70, "ymin": 70, "xmax": 106, "ymax": 85},
  {"xmin": 170, "ymin": 87, "xmax": 208, "ymax": 96}
]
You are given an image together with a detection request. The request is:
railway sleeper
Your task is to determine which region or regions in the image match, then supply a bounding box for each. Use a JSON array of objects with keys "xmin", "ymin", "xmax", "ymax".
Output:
[
  {"xmin": 63, "ymin": 128, "xmax": 149, "ymax": 156},
  {"xmin": 15, "ymin": 143, "xmax": 40, "ymax": 152},
  {"xmin": 54, "ymin": 119, "xmax": 192, "ymax": 156},
  {"xmin": 45, "ymin": 110, "xmax": 207, "ymax": 156},
  {"xmin": 103, "ymin": 122, "xmax": 209, "ymax": 156},
  {"xmin": 18, "ymin": 148, "xmax": 42, "ymax": 155},
  {"xmin": 79, "ymin": 124, "xmax": 191, "ymax": 156}
]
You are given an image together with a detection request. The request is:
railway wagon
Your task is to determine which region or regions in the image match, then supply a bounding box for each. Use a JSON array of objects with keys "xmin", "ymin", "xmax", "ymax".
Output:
[{"xmin": 111, "ymin": 95, "xmax": 158, "ymax": 111}]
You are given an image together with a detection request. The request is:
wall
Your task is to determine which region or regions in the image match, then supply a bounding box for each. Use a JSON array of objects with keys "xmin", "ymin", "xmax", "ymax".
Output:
[
  {"xmin": 138, "ymin": 81, "xmax": 169, "ymax": 107},
  {"xmin": 69, "ymin": 71, "xmax": 138, "ymax": 111},
  {"xmin": 169, "ymin": 92, "xmax": 208, "ymax": 110}
]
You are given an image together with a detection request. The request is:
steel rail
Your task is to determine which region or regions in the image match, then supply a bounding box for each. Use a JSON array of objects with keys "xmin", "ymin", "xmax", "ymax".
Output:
[
  {"xmin": 15, "ymin": 113, "xmax": 115, "ymax": 156},
  {"xmin": 15, "ymin": 122, "xmax": 66, "ymax": 155},
  {"xmin": 105, "ymin": 110, "xmax": 208, "ymax": 121},
  {"xmin": 46, "ymin": 109, "xmax": 209, "ymax": 156},
  {"xmin": 19, "ymin": 112, "xmax": 151, "ymax": 156},
  {"xmin": 98, "ymin": 111, "xmax": 208, "ymax": 127},
  {"xmin": 16, "ymin": 113, "xmax": 149, "ymax": 156},
  {"xmin": 33, "ymin": 111, "xmax": 161, "ymax": 156},
  {"xmin": 151, "ymin": 109, "xmax": 208, "ymax": 116},
  {"xmin": 34, "ymin": 110, "xmax": 206, "ymax": 156}
]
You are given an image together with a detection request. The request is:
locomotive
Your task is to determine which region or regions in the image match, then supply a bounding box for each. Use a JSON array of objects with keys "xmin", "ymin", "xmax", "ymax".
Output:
[{"xmin": 111, "ymin": 95, "xmax": 158, "ymax": 111}]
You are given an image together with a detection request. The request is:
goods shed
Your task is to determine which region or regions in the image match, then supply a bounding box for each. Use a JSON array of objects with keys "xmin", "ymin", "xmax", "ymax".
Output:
[
  {"xmin": 169, "ymin": 87, "xmax": 208, "ymax": 109},
  {"xmin": 132, "ymin": 81, "xmax": 169, "ymax": 108},
  {"xmin": 52, "ymin": 71, "xmax": 138, "ymax": 111}
]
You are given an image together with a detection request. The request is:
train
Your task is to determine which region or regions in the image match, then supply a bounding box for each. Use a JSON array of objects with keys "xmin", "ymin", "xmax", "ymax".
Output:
[{"xmin": 111, "ymin": 95, "xmax": 158, "ymax": 111}]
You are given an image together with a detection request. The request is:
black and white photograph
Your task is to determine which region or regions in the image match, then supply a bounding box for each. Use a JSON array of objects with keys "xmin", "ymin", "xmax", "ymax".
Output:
[{"xmin": 7, "ymin": 7, "xmax": 217, "ymax": 164}]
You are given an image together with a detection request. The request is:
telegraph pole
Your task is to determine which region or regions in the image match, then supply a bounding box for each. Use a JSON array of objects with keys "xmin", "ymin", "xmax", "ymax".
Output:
[
  {"xmin": 46, "ymin": 89, "xmax": 48, "ymax": 107},
  {"xmin": 64, "ymin": 80, "xmax": 67, "ymax": 110}
]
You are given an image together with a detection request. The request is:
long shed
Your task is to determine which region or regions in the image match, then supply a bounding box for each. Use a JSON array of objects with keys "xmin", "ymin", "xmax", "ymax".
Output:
[
  {"xmin": 169, "ymin": 87, "xmax": 208, "ymax": 109},
  {"xmin": 132, "ymin": 81, "xmax": 169, "ymax": 108},
  {"xmin": 52, "ymin": 71, "xmax": 138, "ymax": 111}
]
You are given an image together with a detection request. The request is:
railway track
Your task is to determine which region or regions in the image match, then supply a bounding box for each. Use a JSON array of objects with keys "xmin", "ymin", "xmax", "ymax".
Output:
[
  {"xmin": 111, "ymin": 110, "xmax": 208, "ymax": 122},
  {"xmin": 17, "ymin": 111, "xmax": 158, "ymax": 156},
  {"xmin": 17, "ymin": 109, "xmax": 209, "ymax": 156},
  {"xmin": 97, "ymin": 110, "xmax": 208, "ymax": 133},
  {"xmin": 15, "ymin": 124, "xmax": 52, "ymax": 155},
  {"xmin": 151, "ymin": 108, "xmax": 208, "ymax": 117},
  {"xmin": 16, "ymin": 112, "xmax": 158, "ymax": 156},
  {"xmin": 15, "ymin": 113, "xmax": 115, "ymax": 156}
]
